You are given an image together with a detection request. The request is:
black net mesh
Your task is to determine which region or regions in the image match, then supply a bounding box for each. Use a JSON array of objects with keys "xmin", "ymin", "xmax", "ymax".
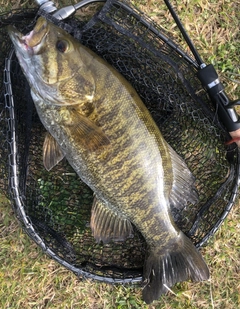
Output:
[{"xmin": 0, "ymin": 0, "xmax": 239, "ymax": 284}]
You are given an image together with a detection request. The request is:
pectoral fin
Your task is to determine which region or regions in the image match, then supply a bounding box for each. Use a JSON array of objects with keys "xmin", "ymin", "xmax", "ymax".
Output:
[
  {"xmin": 66, "ymin": 111, "xmax": 110, "ymax": 151},
  {"xmin": 90, "ymin": 196, "xmax": 134, "ymax": 244},
  {"xmin": 43, "ymin": 132, "xmax": 65, "ymax": 171}
]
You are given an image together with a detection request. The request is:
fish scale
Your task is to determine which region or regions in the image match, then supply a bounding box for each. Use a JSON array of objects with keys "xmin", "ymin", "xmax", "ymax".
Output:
[{"xmin": 8, "ymin": 17, "xmax": 209, "ymax": 304}]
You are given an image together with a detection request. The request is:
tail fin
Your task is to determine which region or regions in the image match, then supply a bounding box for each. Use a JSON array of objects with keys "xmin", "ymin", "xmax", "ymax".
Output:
[{"xmin": 142, "ymin": 232, "xmax": 209, "ymax": 304}]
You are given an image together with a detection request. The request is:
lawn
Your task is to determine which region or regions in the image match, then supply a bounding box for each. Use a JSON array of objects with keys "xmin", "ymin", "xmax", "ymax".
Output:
[{"xmin": 0, "ymin": 0, "xmax": 239, "ymax": 308}]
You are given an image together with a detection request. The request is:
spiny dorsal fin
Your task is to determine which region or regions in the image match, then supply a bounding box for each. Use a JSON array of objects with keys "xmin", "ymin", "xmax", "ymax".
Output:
[
  {"xmin": 90, "ymin": 196, "xmax": 134, "ymax": 244},
  {"xmin": 43, "ymin": 132, "xmax": 65, "ymax": 171}
]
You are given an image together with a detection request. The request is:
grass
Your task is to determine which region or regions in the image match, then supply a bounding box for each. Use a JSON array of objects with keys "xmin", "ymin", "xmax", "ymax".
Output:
[
  {"xmin": 0, "ymin": 0, "xmax": 240, "ymax": 308},
  {"xmin": 134, "ymin": 0, "xmax": 240, "ymax": 98},
  {"xmin": 0, "ymin": 195, "xmax": 239, "ymax": 308}
]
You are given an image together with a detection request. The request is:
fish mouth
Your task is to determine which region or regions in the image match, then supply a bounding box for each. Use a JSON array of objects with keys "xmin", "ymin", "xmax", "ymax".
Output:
[
  {"xmin": 8, "ymin": 26, "xmax": 25, "ymax": 48},
  {"xmin": 8, "ymin": 18, "xmax": 49, "ymax": 56},
  {"xmin": 8, "ymin": 28, "xmax": 35, "ymax": 57}
]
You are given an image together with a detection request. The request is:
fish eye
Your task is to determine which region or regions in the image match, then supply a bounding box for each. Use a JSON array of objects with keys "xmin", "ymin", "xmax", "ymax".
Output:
[{"xmin": 56, "ymin": 40, "xmax": 69, "ymax": 53}]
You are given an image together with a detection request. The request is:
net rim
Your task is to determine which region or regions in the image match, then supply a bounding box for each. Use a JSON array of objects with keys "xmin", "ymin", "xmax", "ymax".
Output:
[{"xmin": 1, "ymin": 1, "xmax": 240, "ymax": 284}]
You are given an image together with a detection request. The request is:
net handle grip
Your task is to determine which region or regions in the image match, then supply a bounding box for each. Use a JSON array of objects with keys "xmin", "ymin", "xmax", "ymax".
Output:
[{"xmin": 197, "ymin": 64, "xmax": 240, "ymax": 132}]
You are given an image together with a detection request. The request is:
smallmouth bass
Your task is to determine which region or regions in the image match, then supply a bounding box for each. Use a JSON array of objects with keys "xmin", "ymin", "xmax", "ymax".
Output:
[{"xmin": 8, "ymin": 17, "xmax": 209, "ymax": 304}]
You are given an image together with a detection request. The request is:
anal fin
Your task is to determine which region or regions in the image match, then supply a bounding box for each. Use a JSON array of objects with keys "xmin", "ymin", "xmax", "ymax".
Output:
[{"xmin": 90, "ymin": 196, "xmax": 134, "ymax": 244}]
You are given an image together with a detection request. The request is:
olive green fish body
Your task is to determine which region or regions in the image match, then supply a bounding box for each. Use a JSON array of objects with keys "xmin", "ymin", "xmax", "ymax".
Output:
[
  {"xmin": 8, "ymin": 18, "xmax": 209, "ymax": 304},
  {"xmin": 32, "ymin": 50, "xmax": 175, "ymax": 243}
]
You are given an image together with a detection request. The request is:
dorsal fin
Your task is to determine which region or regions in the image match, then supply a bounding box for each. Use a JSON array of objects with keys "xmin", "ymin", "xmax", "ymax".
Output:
[{"xmin": 168, "ymin": 145, "xmax": 198, "ymax": 208}]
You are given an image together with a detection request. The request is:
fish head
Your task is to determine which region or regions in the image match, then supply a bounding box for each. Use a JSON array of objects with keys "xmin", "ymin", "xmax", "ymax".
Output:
[{"xmin": 8, "ymin": 17, "xmax": 95, "ymax": 105}]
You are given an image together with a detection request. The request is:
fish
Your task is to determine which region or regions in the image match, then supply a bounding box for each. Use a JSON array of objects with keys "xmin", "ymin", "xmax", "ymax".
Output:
[{"xmin": 8, "ymin": 17, "xmax": 209, "ymax": 304}]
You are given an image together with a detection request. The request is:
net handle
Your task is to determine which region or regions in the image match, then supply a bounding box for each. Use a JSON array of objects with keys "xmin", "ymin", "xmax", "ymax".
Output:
[{"xmin": 162, "ymin": 0, "xmax": 240, "ymax": 133}]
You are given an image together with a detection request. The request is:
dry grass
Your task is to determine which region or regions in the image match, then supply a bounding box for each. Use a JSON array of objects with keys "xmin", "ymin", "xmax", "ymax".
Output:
[{"xmin": 0, "ymin": 0, "xmax": 240, "ymax": 308}]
